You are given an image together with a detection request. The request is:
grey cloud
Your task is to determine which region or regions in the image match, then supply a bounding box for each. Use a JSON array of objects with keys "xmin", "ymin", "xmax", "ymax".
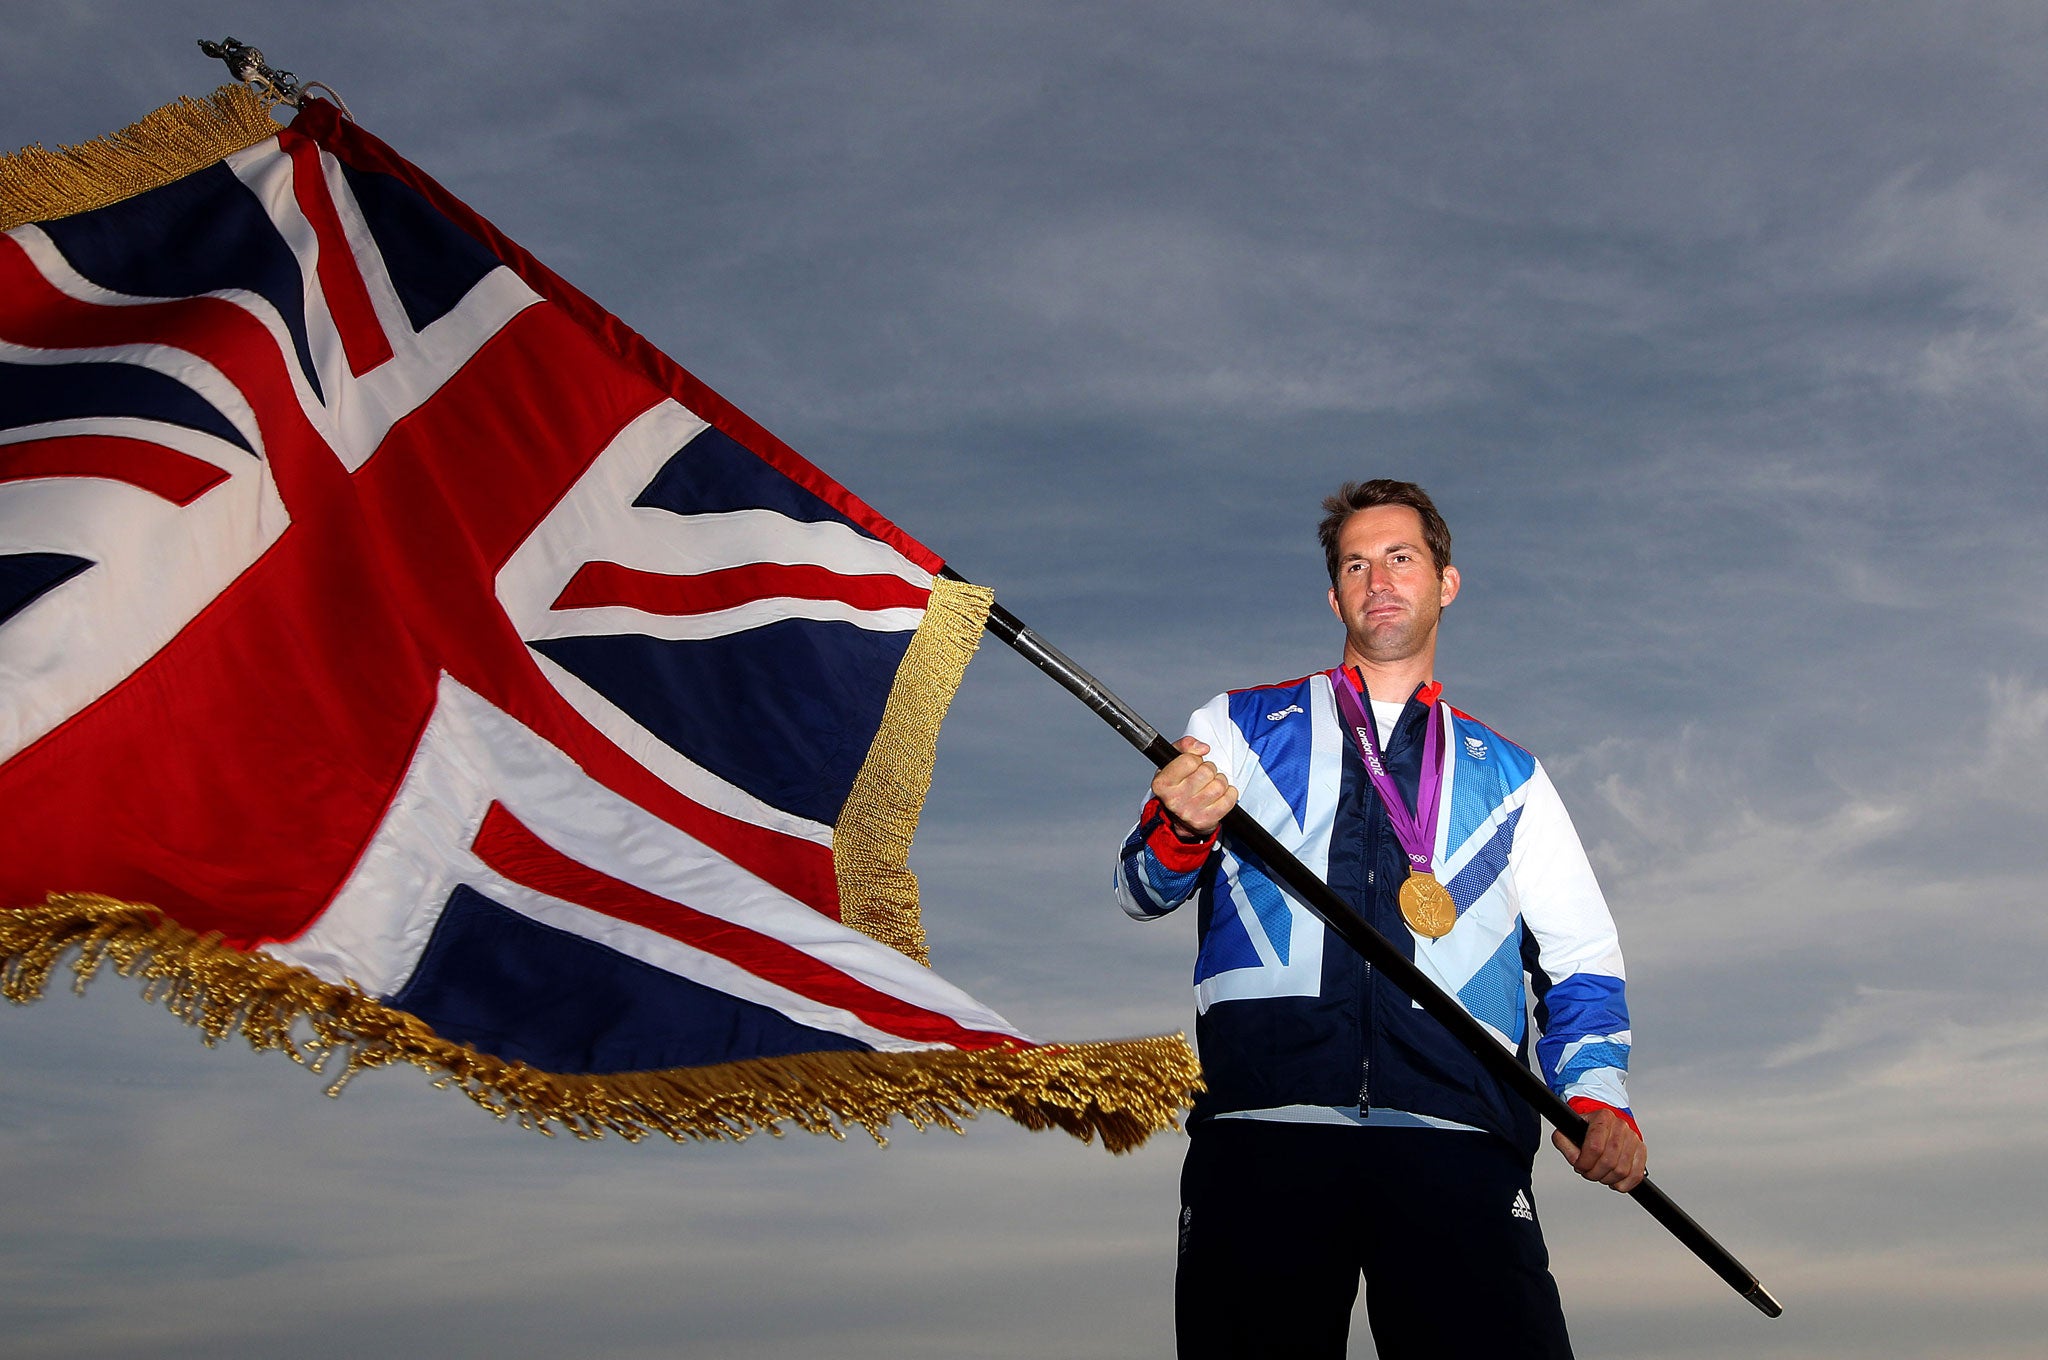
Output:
[{"xmin": 6, "ymin": 2, "xmax": 2048, "ymax": 1357}]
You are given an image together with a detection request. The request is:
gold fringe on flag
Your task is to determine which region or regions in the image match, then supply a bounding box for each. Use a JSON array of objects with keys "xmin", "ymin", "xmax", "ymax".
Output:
[
  {"xmin": 0, "ymin": 894, "xmax": 1201, "ymax": 1152},
  {"xmin": 1, "ymin": 84, "xmax": 282, "ymax": 233},
  {"xmin": 834, "ymin": 575, "xmax": 995, "ymax": 964}
]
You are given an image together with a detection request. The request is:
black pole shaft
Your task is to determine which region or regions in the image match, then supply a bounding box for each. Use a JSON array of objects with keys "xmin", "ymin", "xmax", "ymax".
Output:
[{"xmin": 953, "ymin": 576, "xmax": 1782, "ymax": 1318}]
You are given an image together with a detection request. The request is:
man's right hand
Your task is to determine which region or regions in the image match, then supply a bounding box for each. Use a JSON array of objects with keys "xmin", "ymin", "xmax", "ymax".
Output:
[{"xmin": 1151, "ymin": 736, "xmax": 1240, "ymax": 842}]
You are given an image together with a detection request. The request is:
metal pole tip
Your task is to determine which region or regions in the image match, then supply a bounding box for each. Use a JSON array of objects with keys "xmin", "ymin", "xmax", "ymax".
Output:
[{"xmin": 1743, "ymin": 1282, "xmax": 1785, "ymax": 1318}]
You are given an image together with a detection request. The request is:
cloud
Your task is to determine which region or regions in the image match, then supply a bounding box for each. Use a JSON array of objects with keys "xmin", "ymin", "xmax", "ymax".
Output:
[{"xmin": 8, "ymin": 4, "xmax": 2048, "ymax": 1357}]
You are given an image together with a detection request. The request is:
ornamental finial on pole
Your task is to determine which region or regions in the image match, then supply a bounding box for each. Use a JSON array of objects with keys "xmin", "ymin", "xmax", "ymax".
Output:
[
  {"xmin": 197, "ymin": 37, "xmax": 353, "ymax": 118},
  {"xmin": 197, "ymin": 37, "xmax": 301, "ymax": 105}
]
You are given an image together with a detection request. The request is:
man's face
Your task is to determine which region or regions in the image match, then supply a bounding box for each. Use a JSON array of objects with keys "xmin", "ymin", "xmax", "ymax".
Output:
[{"xmin": 1325, "ymin": 504, "xmax": 1461, "ymax": 666}]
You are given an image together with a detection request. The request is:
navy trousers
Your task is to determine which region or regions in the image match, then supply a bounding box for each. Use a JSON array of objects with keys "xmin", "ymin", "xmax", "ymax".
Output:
[{"xmin": 1175, "ymin": 1119, "xmax": 1575, "ymax": 1359}]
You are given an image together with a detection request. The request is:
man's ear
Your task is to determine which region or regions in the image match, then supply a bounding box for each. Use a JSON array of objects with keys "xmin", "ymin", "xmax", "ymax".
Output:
[
  {"xmin": 1327, "ymin": 584, "xmax": 1342, "ymax": 622},
  {"xmin": 1438, "ymin": 565, "xmax": 1461, "ymax": 608}
]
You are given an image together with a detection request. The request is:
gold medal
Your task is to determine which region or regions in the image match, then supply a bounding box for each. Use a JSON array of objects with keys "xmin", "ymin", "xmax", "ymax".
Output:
[{"xmin": 1399, "ymin": 870, "xmax": 1457, "ymax": 939}]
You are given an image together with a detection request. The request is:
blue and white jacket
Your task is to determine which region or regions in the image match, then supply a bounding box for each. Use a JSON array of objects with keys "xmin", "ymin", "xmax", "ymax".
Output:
[{"xmin": 1115, "ymin": 669, "xmax": 1632, "ymax": 1154}]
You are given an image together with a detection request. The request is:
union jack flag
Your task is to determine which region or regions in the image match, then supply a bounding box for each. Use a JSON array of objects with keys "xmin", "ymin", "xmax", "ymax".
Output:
[{"xmin": 0, "ymin": 91, "xmax": 1192, "ymax": 1146}]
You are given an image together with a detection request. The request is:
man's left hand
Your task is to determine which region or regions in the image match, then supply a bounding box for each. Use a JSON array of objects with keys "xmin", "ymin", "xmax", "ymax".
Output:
[{"xmin": 1552, "ymin": 1107, "xmax": 1646, "ymax": 1192}]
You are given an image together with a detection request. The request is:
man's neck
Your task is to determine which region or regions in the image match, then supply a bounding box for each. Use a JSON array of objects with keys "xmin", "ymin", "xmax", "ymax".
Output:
[{"xmin": 1339, "ymin": 650, "xmax": 1436, "ymax": 706}]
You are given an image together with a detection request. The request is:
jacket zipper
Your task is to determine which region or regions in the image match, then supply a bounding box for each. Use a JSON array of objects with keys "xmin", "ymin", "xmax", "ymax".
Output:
[{"xmin": 1358, "ymin": 863, "xmax": 1374, "ymax": 1114}]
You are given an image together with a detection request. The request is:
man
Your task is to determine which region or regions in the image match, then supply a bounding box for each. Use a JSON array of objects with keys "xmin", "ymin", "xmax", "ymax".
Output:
[{"xmin": 1114, "ymin": 480, "xmax": 1644, "ymax": 1358}]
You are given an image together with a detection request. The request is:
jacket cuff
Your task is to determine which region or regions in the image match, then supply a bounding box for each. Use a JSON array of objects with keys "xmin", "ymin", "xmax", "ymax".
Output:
[
  {"xmin": 1140, "ymin": 796, "xmax": 1217, "ymax": 871},
  {"xmin": 1567, "ymin": 1095, "xmax": 1641, "ymax": 1141}
]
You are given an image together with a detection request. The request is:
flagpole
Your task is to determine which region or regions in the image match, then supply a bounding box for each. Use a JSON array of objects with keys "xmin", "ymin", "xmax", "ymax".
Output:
[{"xmin": 944, "ymin": 569, "xmax": 1783, "ymax": 1318}]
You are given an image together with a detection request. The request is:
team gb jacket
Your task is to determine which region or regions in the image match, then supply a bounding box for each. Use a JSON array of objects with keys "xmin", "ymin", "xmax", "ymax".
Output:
[{"xmin": 1114, "ymin": 669, "xmax": 1633, "ymax": 1153}]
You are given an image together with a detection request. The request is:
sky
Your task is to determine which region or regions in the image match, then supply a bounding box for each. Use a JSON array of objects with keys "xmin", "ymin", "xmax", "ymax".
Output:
[{"xmin": 5, "ymin": 3, "xmax": 2048, "ymax": 1356}]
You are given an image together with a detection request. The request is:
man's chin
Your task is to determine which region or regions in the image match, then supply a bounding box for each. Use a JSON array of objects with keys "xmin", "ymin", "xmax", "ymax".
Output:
[{"xmin": 1349, "ymin": 626, "xmax": 1427, "ymax": 664}]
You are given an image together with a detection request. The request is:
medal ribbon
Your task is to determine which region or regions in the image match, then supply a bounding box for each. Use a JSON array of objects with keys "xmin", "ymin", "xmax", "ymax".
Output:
[{"xmin": 1330, "ymin": 667, "xmax": 1445, "ymax": 877}]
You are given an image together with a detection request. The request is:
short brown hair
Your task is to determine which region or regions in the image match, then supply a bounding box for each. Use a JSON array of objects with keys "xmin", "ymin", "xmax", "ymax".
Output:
[{"xmin": 1317, "ymin": 480, "xmax": 1452, "ymax": 585}]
